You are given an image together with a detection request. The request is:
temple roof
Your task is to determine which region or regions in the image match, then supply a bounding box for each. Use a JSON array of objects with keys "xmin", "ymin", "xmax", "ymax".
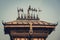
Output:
[
  {"xmin": 2, "ymin": 20, "xmax": 57, "ymax": 26},
  {"xmin": 2, "ymin": 5, "xmax": 58, "ymax": 26}
]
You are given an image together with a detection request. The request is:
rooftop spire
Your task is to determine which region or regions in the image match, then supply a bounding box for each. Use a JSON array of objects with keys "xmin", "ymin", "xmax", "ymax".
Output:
[
  {"xmin": 17, "ymin": 5, "xmax": 41, "ymax": 20},
  {"xmin": 27, "ymin": 5, "xmax": 31, "ymax": 19},
  {"xmin": 17, "ymin": 8, "xmax": 20, "ymax": 19},
  {"xmin": 17, "ymin": 8, "xmax": 23, "ymax": 20}
]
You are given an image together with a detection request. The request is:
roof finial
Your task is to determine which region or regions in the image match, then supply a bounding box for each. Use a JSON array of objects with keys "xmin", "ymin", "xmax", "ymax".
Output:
[
  {"xmin": 34, "ymin": 13, "xmax": 35, "ymax": 19},
  {"xmin": 24, "ymin": 14, "xmax": 26, "ymax": 19},
  {"xmin": 17, "ymin": 8, "xmax": 23, "ymax": 20},
  {"xmin": 37, "ymin": 14, "xmax": 39, "ymax": 20},
  {"xmin": 27, "ymin": 5, "xmax": 31, "ymax": 19},
  {"xmin": 17, "ymin": 8, "xmax": 20, "ymax": 18}
]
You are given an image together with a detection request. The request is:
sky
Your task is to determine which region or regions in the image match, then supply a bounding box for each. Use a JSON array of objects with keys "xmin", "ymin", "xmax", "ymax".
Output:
[{"xmin": 0, "ymin": 0, "xmax": 60, "ymax": 40}]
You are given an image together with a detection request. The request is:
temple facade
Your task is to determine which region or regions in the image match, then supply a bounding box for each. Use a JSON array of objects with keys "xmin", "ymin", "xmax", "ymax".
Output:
[{"xmin": 2, "ymin": 5, "xmax": 57, "ymax": 40}]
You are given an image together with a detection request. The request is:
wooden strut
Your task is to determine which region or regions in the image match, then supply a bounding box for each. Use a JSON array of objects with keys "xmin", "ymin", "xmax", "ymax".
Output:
[{"xmin": 29, "ymin": 22, "xmax": 33, "ymax": 35}]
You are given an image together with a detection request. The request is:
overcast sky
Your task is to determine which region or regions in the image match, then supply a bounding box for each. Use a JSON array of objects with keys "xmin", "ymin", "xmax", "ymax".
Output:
[{"xmin": 0, "ymin": 0, "xmax": 60, "ymax": 40}]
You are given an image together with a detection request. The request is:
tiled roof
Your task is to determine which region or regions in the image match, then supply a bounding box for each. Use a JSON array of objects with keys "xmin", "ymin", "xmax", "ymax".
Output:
[{"xmin": 3, "ymin": 20, "xmax": 57, "ymax": 26}]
